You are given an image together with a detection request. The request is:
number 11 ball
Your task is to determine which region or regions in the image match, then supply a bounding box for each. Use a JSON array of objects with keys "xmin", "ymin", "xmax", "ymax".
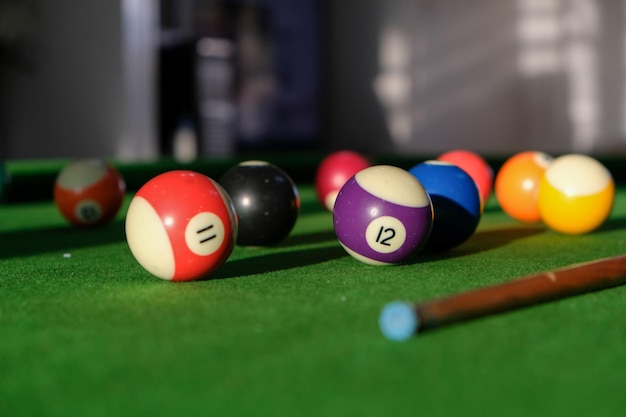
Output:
[
  {"xmin": 125, "ymin": 170, "xmax": 237, "ymax": 281},
  {"xmin": 333, "ymin": 165, "xmax": 433, "ymax": 266}
]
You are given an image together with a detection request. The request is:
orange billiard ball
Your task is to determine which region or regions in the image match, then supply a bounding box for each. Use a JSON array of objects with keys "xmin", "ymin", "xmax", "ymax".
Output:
[
  {"xmin": 438, "ymin": 150, "xmax": 494, "ymax": 208},
  {"xmin": 495, "ymin": 151, "xmax": 553, "ymax": 222},
  {"xmin": 54, "ymin": 159, "xmax": 126, "ymax": 227},
  {"xmin": 538, "ymin": 154, "xmax": 614, "ymax": 234}
]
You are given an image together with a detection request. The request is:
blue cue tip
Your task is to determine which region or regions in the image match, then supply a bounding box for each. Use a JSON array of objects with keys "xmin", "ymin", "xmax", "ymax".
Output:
[{"xmin": 379, "ymin": 301, "xmax": 419, "ymax": 341}]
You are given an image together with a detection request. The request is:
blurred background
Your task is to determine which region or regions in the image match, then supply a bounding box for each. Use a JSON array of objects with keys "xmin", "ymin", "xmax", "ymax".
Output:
[{"xmin": 2, "ymin": 0, "xmax": 626, "ymax": 161}]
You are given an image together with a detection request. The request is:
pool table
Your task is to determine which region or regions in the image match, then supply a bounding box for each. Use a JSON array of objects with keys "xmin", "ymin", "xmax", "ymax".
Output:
[{"xmin": 2, "ymin": 153, "xmax": 626, "ymax": 417}]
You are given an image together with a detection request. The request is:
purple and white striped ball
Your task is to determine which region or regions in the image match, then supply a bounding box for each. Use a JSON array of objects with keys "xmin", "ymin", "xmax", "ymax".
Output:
[{"xmin": 333, "ymin": 165, "xmax": 433, "ymax": 265}]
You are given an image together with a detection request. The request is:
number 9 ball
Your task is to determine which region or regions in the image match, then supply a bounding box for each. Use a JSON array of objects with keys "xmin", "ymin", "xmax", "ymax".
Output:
[{"xmin": 54, "ymin": 159, "xmax": 126, "ymax": 227}]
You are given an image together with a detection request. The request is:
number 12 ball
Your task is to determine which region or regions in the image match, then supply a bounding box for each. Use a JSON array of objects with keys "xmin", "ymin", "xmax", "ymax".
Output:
[
  {"xmin": 125, "ymin": 170, "xmax": 237, "ymax": 281},
  {"xmin": 333, "ymin": 165, "xmax": 433, "ymax": 265}
]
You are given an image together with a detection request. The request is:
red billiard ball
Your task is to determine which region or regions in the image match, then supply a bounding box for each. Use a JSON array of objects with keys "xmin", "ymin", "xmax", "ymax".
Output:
[
  {"xmin": 495, "ymin": 151, "xmax": 553, "ymax": 222},
  {"xmin": 54, "ymin": 159, "xmax": 126, "ymax": 227},
  {"xmin": 438, "ymin": 150, "xmax": 494, "ymax": 207},
  {"xmin": 315, "ymin": 150, "xmax": 370, "ymax": 211},
  {"xmin": 125, "ymin": 170, "xmax": 237, "ymax": 281}
]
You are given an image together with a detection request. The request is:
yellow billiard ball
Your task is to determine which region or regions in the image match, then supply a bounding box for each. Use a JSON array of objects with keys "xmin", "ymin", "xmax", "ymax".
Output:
[{"xmin": 538, "ymin": 154, "xmax": 614, "ymax": 234}]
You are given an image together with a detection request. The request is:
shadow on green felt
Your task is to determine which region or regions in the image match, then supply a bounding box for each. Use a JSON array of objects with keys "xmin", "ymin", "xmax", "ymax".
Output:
[
  {"xmin": 0, "ymin": 219, "xmax": 126, "ymax": 259},
  {"xmin": 298, "ymin": 199, "xmax": 326, "ymax": 216},
  {"xmin": 463, "ymin": 225, "xmax": 546, "ymax": 253},
  {"xmin": 275, "ymin": 230, "xmax": 337, "ymax": 247},
  {"xmin": 212, "ymin": 245, "xmax": 348, "ymax": 279},
  {"xmin": 596, "ymin": 215, "xmax": 626, "ymax": 233},
  {"xmin": 217, "ymin": 224, "xmax": 547, "ymax": 276},
  {"xmin": 408, "ymin": 225, "xmax": 546, "ymax": 265}
]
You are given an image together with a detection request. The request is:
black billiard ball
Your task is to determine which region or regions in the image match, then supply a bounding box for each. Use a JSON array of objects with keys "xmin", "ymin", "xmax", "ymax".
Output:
[{"xmin": 219, "ymin": 161, "xmax": 300, "ymax": 246}]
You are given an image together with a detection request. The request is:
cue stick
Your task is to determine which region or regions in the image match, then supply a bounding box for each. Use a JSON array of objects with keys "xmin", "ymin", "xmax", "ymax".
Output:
[{"xmin": 379, "ymin": 254, "xmax": 626, "ymax": 341}]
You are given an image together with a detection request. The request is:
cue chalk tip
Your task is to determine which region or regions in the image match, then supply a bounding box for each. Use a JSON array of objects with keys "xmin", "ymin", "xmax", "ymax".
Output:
[{"xmin": 379, "ymin": 301, "xmax": 420, "ymax": 341}]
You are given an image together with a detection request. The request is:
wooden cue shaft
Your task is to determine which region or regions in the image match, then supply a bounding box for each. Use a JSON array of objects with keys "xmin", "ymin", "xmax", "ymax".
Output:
[{"xmin": 415, "ymin": 254, "xmax": 626, "ymax": 332}]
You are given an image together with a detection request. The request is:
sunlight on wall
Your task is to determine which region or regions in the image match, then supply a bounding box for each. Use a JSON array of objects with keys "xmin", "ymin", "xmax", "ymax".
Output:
[
  {"xmin": 373, "ymin": 0, "xmax": 617, "ymax": 153},
  {"xmin": 372, "ymin": 27, "xmax": 413, "ymax": 145},
  {"xmin": 373, "ymin": 1, "xmax": 518, "ymax": 153},
  {"xmin": 564, "ymin": 0, "xmax": 600, "ymax": 152},
  {"xmin": 516, "ymin": 0, "xmax": 562, "ymax": 76},
  {"xmin": 512, "ymin": 0, "xmax": 601, "ymax": 152}
]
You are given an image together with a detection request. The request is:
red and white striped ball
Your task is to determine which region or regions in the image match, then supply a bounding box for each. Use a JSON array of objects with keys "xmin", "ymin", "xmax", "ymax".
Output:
[
  {"xmin": 125, "ymin": 170, "xmax": 237, "ymax": 281},
  {"xmin": 54, "ymin": 159, "xmax": 126, "ymax": 227}
]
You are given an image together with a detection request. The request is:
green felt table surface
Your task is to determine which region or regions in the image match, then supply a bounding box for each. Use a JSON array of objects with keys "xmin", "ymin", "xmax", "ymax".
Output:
[{"xmin": 2, "ymin": 156, "xmax": 626, "ymax": 417}]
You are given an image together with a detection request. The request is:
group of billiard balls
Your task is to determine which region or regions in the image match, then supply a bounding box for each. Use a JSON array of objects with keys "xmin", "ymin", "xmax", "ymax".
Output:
[
  {"xmin": 53, "ymin": 159, "xmax": 299, "ymax": 281},
  {"xmin": 495, "ymin": 151, "xmax": 614, "ymax": 234},
  {"xmin": 318, "ymin": 150, "xmax": 488, "ymax": 266},
  {"xmin": 52, "ymin": 149, "xmax": 614, "ymax": 280},
  {"xmin": 317, "ymin": 149, "xmax": 615, "ymax": 266}
]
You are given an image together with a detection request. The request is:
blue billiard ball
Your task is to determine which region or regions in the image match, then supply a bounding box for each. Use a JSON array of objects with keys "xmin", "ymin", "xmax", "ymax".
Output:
[{"xmin": 409, "ymin": 161, "xmax": 481, "ymax": 251}]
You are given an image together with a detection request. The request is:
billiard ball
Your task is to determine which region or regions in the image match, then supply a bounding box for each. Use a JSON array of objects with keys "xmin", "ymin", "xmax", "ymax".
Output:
[
  {"xmin": 495, "ymin": 151, "xmax": 553, "ymax": 222},
  {"xmin": 0, "ymin": 162, "xmax": 8, "ymax": 202},
  {"xmin": 219, "ymin": 161, "xmax": 299, "ymax": 246},
  {"xmin": 409, "ymin": 161, "xmax": 481, "ymax": 251},
  {"xmin": 333, "ymin": 165, "xmax": 433, "ymax": 265},
  {"xmin": 538, "ymin": 154, "xmax": 614, "ymax": 234},
  {"xmin": 315, "ymin": 150, "xmax": 370, "ymax": 211},
  {"xmin": 125, "ymin": 170, "xmax": 237, "ymax": 281},
  {"xmin": 438, "ymin": 150, "xmax": 494, "ymax": 206},
  {"xmin": 54, "ymin": 159, "xmax": 126, "ymax": 226}
]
